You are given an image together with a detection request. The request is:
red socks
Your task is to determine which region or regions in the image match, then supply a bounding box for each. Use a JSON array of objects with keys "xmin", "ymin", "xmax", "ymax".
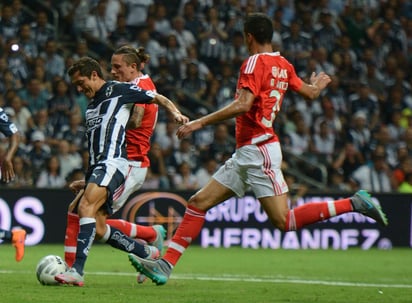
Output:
[
  {"xmin": 106, "ymin": 219, "xmax": 136, "ymax": 238},
  {"xmin": 106, "ymin": 219, "xmax": 157, "ymax": 243},
  {"xmin": 285, "ymin": 198, "xmax": 353, "ymax": 231},
  {"xmin": 64, "ymin": 212, "xmax": 79, "ymax": 267},
  {"xmin": 163, "ymin": 205, "xmax": 206, "ymax": 266},
  {"xmin": 64, "ymin": 199, "xmax": 353, "ymax": 268}
]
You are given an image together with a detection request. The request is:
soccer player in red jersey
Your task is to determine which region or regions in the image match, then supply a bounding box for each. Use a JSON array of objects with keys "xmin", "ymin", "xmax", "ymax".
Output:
[{"xmin": 128, "ymin": 13, "xmax": 388, "ymax": 286}]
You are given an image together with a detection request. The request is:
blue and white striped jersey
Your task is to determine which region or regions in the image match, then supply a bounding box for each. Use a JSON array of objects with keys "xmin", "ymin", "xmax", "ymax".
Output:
[
  {"xmin": 85, "ymin": 81, "xmax": 155, "ymax": 166},
  {"xmin": 0, "ymin": 107, "xmax": 19, "ymax": 137}
]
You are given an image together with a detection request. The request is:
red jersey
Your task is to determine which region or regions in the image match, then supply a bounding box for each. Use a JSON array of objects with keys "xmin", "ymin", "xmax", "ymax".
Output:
[
  {"xmin": 125, "ymin": 74, "xmax": 158, "ymax": 166},
  {"xmin": 235, "ymin": 52, "xmax": 303, "ymax": 148}
]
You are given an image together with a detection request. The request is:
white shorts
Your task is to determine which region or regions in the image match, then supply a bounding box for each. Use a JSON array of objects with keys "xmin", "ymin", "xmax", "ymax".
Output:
[
  {"xmin": 112, "ymin": 161, "xmax": 147, "ymax": 213},
  {"xmin": 213, "ymin": 142, "xmax": 289, "ymax": 198}
]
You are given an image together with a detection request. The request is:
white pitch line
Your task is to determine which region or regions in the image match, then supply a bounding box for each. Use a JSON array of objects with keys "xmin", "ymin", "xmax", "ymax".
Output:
[
  {"xmin": 90, "ymin": 271, "xmax": 412, "ymax": 289},
  {"xmin": 2, "ymin": 270, "xmax": 411, "ymax": 289}
]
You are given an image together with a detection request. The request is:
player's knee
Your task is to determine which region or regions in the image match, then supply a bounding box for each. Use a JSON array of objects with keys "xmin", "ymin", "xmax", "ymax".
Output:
[
  {"xmin": 187, "ymin": 194, "xmax": 202, "ymax": 209},
  {"xmin": 187, "ymin": 193, "xmax": 209, "ymax": 212},
  {"xmin": 77, "ymin": 197, "xmax": 95, "ymax": 217}
]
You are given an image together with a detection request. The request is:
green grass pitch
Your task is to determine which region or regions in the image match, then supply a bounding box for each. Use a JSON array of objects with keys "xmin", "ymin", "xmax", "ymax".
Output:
[{"xmin": 1, "ymin": 244, "xmax": 411, "ymax": 303}]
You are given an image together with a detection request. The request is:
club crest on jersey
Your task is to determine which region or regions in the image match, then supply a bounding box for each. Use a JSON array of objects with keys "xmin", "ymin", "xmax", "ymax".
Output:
[{"xmin": 105, "ymin": 85, "xmax": 113, "ymax": 97}]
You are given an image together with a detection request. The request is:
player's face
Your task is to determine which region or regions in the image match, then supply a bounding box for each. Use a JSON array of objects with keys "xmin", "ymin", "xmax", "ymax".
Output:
[
  {"xmin": 111, "ymin": 54, "xmax": 135, "ymax": 82},
  {"xmin": 70, "ymin": 70, "xmax": 98, "ymax": 99}
]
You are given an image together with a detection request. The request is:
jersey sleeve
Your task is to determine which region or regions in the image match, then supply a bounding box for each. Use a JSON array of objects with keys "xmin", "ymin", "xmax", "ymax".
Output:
[
  {"xmin": 133, "ymin": 77, "xmax": 157, "ymax": 108},
  {"xmin": 285, "ymin": 60, "xmax": 303, "ymax": 92},
  {"xmin": 116, "ymin": 82, "xmax": 156, "ymax": 105},
  {"xmin": 237, "ymin": 56, "xmax": 262, "ymax": 96},
  {"xmin": 0, "ymin": 108, "xmax": 19, "ymax": 137}
]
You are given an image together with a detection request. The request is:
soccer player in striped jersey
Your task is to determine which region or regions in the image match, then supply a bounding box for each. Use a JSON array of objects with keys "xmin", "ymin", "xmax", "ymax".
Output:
[
  {"xmin": 0, "ymin": 106, "xmax": 26, "ymax": 262},
  {"xmin": 128, "ymin": 12, "xmax": 388, "ymax": 286},
  {"xmin": 63, "ymin": 47, "xmax": 165, "ymax": 283},
  {"xmin": 55, "ymin": 57, "xmax": 188, "ymax": 286}
]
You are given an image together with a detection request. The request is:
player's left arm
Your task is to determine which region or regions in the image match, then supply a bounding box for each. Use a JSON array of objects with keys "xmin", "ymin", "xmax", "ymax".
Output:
[
  {"xmin": 126, "ymin": 105, "xmax": 144, "ymax": 130},
  {"xmin": 123, "ymin": 83, "xmax": 188, "ymax": 125},
  {"xmin": 297, "ymin": 72, "xmax": 331, "ymax": 100}
]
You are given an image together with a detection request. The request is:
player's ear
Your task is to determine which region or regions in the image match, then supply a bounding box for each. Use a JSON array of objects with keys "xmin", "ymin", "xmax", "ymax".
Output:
[
  {"xmin": 91, "ymin": 70, "xmax": 98, "ymax": 80},
  {"xmin": 244, "ymin": 33, "xmax": 253, "ymax": 44}
]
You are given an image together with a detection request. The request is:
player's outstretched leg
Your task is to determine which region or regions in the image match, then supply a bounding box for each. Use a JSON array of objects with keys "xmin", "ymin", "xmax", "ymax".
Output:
[
  {"xmin": 137, "ymin": 225, "xmax": 166, "ymax": 284},
  {"xmin": 11, "ymin": 229, "xmax": 26, "ymax": 262},
  {"xmin": 129, "ymin": 254, "xmax": 172, "ymax": 286},
  {"xmin": 351, "ymin": 190, "xmax": 388, "ymax": 226},
  {"xmin": 150, "ymin": 225, "xmax": 166, "ymax": 252}
]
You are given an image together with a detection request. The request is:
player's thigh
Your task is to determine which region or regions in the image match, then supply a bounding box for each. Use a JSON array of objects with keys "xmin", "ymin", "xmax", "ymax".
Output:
[
  {"xmin": 113, "ymin": 166, "xmax": 147, "ymax": 212},
  {"xmin": 79, "ymin": 183, "xmax": 109, "ymax": 217},
  {"xmin": 86, "ymin": 158, "xmax": 129, "ymax": 215},
  {"xmin": 87, "ymin": 159, "xmax": 129, "ymax": 194},
  {"xmin": 212, "ymin": 156, "xmax": 248, "ymax": 198},
  {"xmin": 245, "ymin": 142, "xmax": 288, "ymax": 198},
  {"xmin": 125, "ymin": 165, "xmax": 147, "ymax": 191},
  {"xmin": 189, "ymin": 178, "xmax": 235, "ymax": 211}
]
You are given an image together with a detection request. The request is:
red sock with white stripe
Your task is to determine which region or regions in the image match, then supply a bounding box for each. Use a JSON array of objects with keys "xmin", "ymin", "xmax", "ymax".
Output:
[
  {"xmin": 106, "ymin": 219, "xmax": 157, "ymax": 242},
  {"xmin": 64, "ymin": 212, "xmax": 79, "ymax": 267},
  {"xmin": 163, "ymin": 205, "xmax": 206, "ymax": 266},
  {"xmin": 285, "ymin": 198, "xmax": 353, "ymax": 231}
]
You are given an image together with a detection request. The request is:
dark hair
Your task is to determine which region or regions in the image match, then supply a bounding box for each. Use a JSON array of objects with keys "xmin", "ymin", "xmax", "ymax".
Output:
[
  {"xmin": 67, "ymin": 57, "xmax": 104, "ymax": 79},
  {"xmin": 243, "ymin": 13, "xmax": 273, "ymax": 44},
  {"xmin": 114, "ymin": 45, "xmax": 150, "ymax": 67}
]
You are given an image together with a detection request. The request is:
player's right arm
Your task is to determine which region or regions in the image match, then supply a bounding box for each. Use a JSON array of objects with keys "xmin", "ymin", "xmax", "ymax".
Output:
[
  {"xmin": 151, "ymin": 94, "xmax": 189, "ymax": 125},
  {"xmin": 177, "ymin": 88, "xmax": 254, "ymax": 139},
  {"xmin": 121, "ymin": 82, "xmax": 189, "ymax": 125}
]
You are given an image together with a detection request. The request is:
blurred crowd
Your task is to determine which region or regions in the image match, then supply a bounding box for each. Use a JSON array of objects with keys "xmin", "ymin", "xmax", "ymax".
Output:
[{"xmin": 0, "ymin": 0, "xmax": 412, "ymax": 194}]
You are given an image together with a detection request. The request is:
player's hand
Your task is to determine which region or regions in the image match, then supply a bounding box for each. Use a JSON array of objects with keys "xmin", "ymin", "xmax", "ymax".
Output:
[
  {"xmin": 1, "ymin": 159, "xmax": 14, "ymax": 183},
  {"xmin": 173, "ymin": 112, "xmax": 189, "ymax": 125},
  {"xmin": 176, "ymin": 120, "xmax": 202, "ymax": 139},
  {"xmin": 310, "ymin": 72, "xmax": 331, "ymax": 90},
  {"xmin": 69, "ymin": 179, "xmax": 86, "ymax": 194}
]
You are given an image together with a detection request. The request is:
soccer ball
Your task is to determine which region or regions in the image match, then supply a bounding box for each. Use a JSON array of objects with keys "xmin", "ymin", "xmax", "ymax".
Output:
[{"xmin": 36, "ymin": 255, "xmax": 68, "ymax": 285}]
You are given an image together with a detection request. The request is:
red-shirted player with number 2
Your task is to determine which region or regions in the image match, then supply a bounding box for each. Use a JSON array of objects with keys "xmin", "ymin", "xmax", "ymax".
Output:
[{"xmin": 128, "ymin": 12, "xmax": 388, "ymax": 286}]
